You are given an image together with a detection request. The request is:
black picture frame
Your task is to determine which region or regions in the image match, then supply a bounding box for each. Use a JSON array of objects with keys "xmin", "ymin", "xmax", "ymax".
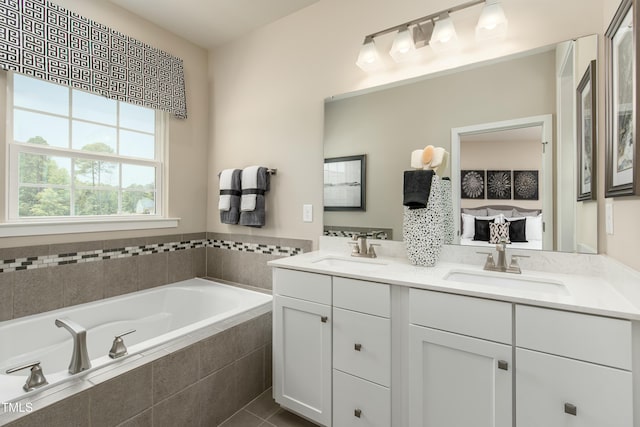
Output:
[
  {"xmin": 577, "ymin": 60, "xmax": 597, "ymax": 201},
  {"xmin": 460, "ymin": 170, "xmax": 485, "ymax": 199},
  {"xmin": 605, "ymin": 0, "xmax": 640, "ymax": 197},
  {"xmin": 323, "ymin": 155, "xmax": 366, "ymax": 211},
  {"xmin": 513, "ymin": 170, "xmax": 539, "ymax": 200},
  {"xmin": 487, "ymin": 170, "xmax": 512, "ymax": 199}
]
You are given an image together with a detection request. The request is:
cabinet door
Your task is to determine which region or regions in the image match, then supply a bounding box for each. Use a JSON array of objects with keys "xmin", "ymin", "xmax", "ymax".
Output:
[
  {"xmin": 409, "ymin": 325, "xmax": 512, "ymax": 427},
  {"xmin": 516, "ymin": 348, "xmax": 632, "ymax": 427},
  {"xmin": 273, "ymin": 295, "xmax": 332, "ymax": 426}
]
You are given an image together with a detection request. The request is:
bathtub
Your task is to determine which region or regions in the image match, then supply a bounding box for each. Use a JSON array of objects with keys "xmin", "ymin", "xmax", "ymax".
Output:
[{"xmin": 0, "ymin": 278, "xmax": 272, "ymax": 404}]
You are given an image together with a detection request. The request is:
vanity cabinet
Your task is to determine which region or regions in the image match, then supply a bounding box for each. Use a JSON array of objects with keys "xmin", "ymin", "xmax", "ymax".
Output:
[
  {"xmin": 408, "ymin": 289, "xmax": 513, "ymax": 427},
  {"xmin": 273, "ymin": 269, "xmax": 332, "ymax": 426},
  {"xmin": 515, "ymin": 306, "xmax": 633, "ymax": 427}
]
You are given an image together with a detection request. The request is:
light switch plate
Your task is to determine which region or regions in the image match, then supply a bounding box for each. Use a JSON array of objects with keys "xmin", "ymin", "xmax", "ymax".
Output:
[
  {"xmin": 606, "ymin": 201, "xmax": 614, "ymax": 235},
  {"xmin": 303, "ymin": 204, "xmax": 313, "ymax": 222}
]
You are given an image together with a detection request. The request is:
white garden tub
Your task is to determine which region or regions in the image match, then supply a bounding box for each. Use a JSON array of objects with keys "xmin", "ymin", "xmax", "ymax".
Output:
[{"xmin": 0, "ymin": 278, "xmax": 272, "ymax": 403}]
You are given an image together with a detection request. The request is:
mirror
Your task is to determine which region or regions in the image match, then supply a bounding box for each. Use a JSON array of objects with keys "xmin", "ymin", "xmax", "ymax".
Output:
[{"xmin": 324, "ymin": 35, "xmax": 598, "ymax": 253}]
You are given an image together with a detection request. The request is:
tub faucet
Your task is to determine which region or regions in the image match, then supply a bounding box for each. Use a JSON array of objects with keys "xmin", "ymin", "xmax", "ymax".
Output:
[{"xmin": 55, "ymin": 317, "xmax": 91, "ymax": 374}]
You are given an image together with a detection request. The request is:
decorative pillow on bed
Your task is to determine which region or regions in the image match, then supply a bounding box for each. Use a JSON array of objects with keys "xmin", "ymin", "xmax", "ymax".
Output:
[
  {"xmin": 489, "ymin": 222, "xmax": 511, "ymax": 244},
  {"xmin": 462, "ymin": 214, "xmax": 501, "ymax": 239},
  {"xmin": 487, "ymin": 208, "xmax": 515, "ymax": 218},
  {"xmin": 506, "ymin": 218, "xmax": 528, "ymax": 242},
  {"xmin": 473, "ymin": 218, "xmax": 496, "ymax": 241},
  {"xmin": 510, "ymin": 214, "xmax": 543, "ymax": 241},
  {"xmin": 513, "ymin": 209, "xmax": 540, "ymax": 217},
  {"xmin": 462, "ymin": 208, "xmax": 488, "ymax": 216}
]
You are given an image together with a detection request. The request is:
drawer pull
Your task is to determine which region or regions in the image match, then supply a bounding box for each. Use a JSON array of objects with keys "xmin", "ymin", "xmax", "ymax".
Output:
[
  {"xmin": 320, "ymin": 316, "xmax": 328, "ymax": 323},
  {"xmin": 354, "ymin": 409, "xmax": 362, "ymax": 418},
  {"xmin": 497, "ymin": 360, "xmax": 509, "ymax": 371},
  {"xmin": 354, "ymin": 343, "xmax": 362, "ymax": 351},
  {"xmin": 564, "ymin": 403, "xmax": 577, "ymax": 416}
]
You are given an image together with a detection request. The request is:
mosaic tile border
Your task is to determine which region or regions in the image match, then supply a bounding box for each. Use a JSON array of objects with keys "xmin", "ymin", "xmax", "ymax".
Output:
[{"xmin": 0, "ymin": 239, "xmax": 303, "ymax": 274}]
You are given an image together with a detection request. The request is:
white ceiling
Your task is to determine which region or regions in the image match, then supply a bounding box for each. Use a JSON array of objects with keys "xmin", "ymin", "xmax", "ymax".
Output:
[
  {"xmin": 461, "ymin": 126, "xmax": 542, "ymax": 144},
  {"xmin": 108, "ymin": 0, "xmax": 319, "ymax": 49}
]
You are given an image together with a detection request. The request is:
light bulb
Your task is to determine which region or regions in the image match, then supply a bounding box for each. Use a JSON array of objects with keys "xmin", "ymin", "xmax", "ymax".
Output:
[
  {"xmin": 476, "ymin": 0, "xmax": 508, "ymax": 41},
  {"xmin": 430, "ymin": 13, "xmax": 459, "ymax": 53},
  {"xmin": 356, "ymin": 38, "xmax": 383, "ymax": 72},
  {"xmin": 390, "ymin": 26, "xmax": 418, "ymax": 63}
]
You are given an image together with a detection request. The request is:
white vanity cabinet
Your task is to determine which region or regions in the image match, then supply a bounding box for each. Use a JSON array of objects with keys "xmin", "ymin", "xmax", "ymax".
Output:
[
  {"xmin": 515, "ymin": 305, "xmax": 633, "ymax": 427},
  {"xmin": 332, "ymin": 277, "xmax": 391, "ymax": 427},
  {"xmin": 273, "ymin": 269, "xmax": 332, "ymax": 426},
  {"xmin": 408, "ymin": 289, "xmax": 513, "ymax": 427}
]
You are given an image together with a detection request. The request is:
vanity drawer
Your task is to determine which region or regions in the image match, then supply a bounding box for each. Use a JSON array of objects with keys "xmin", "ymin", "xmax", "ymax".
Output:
[
  {"xmin": 333, "ymin": 369, "xmax": 390, "ymax": 427},
  {"xmin": 273, "ymin": 268, "xmax": 331, "ymax": 305},
  {"xmin": 410, "ymin": 288, "xmax": 512, "ymax": 344},
  {"xmin": 333, "ymin": 307, "xmax": 390, "ymax": 387},
  {"xmin": 516, "ymin": 305, "xmax": 631, "ymax": 369},
  {"xmin": 333, "ymin": 277, "xmax": 390, "ymax": 318},
  {"xmin": 516, "ymin": 348, "xmax": 632, "ymax": 427}
]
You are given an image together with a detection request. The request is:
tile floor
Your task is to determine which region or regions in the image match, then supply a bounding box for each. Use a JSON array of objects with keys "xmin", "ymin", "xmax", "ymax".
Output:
[{"xmin": 219, "ymin": 388, "xmax": 317, "ymax": 427}]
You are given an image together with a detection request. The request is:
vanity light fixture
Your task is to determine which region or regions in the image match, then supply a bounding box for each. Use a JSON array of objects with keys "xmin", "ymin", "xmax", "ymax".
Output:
[
  {"xmin": 476, "ymin": 0, "xmax": 509, "ymax": 41},
  {"xmin": 355, "ymin": 0, "xmax": 508, "ymax": 72},
  {"xmin": 356, "ymin": 36, "xmax": 384, "ymax": 72}
]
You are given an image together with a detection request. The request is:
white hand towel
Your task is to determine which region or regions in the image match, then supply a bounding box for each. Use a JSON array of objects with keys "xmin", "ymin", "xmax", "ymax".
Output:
[
  {"xmin": 435, "ymin": 151, "xmax": 450, "ymax": 176},
  {"xmin": 240, "ymin": 166, "xmax": 261, "ymax": 212},
  {"xmin": 411, "ymin": 149, "xmax": 424, "ymax": 169},
  {"xmin": 218, "ymin": 169, "xmax": 235, "ymax": 211},
  {"xmin": 430, "ymin": 147, "xmax": 446, "ymax": 169}
]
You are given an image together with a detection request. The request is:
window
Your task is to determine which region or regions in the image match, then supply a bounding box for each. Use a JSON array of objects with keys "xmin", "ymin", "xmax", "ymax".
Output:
[{"xmin": 7, "ymin": 73, "xmax": 166, "ymax": 222}]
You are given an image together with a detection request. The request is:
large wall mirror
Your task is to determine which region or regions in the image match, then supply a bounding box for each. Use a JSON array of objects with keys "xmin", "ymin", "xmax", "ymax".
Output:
[{"xmin": 324, "ymin": 34, "xmax": 598, "ymax": 253}]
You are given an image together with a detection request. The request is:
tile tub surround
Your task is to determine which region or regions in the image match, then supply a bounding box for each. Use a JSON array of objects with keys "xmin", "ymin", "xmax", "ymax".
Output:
[
  {"xmin": 0, "ymin": 232, "xmax": 309, "ymax": 321},
  {"xmin": 0, "ymin": 308, "xmax": 273, "ymax": 427},
  {"xmin": 206, "ymin": 233, "xmax": 312, "ymax": 290}
]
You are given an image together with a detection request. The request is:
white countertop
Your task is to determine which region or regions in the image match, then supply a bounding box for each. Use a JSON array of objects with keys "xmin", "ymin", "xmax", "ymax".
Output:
[{"xmin": 268, "ymin": 250, "xmax": 640, "ymax": 321}]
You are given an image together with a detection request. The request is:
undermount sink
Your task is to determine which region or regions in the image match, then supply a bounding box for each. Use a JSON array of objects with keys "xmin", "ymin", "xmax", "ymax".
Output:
[
  {"xmin": 444, "ymin": 270, "xmax": 569, "ymax": 295},
  {"xmin": 311, "ymin": 256, "xmax": 387, "ymax": 272}
]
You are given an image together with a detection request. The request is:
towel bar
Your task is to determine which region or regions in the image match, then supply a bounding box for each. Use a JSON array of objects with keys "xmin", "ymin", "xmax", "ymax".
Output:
[{"xmin": 217, "ymin": 168, "xmax": 277, "ymax": 178}]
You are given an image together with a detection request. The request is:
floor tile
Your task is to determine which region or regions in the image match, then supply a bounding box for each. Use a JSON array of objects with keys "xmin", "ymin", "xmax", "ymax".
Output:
[
  {"xmin": 245, "ymin": 389, "xmax": 279, "ymax": 419},
  {"xmin": 266, "ymin": 409, "xmax": 318, "ymax": 427},
  {"xmin": 219, "ymin": 410, "xmax": 263, "ymax": 427}
]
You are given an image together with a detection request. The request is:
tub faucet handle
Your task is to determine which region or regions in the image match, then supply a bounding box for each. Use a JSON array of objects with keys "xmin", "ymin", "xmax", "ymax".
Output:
[
  {"xmin": 6, "ymin": 361, "xmax": 49, "ymax": 392},
  {"xmin": 109, "ymin": 329, "xmax": 136, "ymax": 359}
]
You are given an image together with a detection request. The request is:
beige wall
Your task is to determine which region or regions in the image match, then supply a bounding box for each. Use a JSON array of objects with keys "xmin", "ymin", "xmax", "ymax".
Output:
[
  {"xmin": 208, "ymin": 0, "xmax": 605, "ymax": 250},
  {"xmin": 0, "ymin": 0, "xmax": 210, "ymax": 248},
  {"xmin": 461, "ymin": 139, "xmax": 543, "ymax": 211}
]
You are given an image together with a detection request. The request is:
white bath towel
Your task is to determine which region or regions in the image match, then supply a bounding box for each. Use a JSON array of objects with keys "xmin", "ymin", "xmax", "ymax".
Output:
[
  {"xmin": 241, "ymin": 166, "xmax": 261, "ymax": 212},
  {"xmin": 218, "ymin": 169, "xmax": 236, "ymax": 211},
  {"xmin": 411, "ymin": 149, "xmax": 424, "ymax": 169}
]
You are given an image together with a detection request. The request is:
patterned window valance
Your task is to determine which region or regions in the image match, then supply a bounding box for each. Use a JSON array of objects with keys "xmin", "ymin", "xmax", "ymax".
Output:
[{"xmin": 0, "ymin": 0, "xmax": 187, "ymax": 118}]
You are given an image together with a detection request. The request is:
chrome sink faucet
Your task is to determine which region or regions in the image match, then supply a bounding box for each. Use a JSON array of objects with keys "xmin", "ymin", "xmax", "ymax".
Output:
[
  {"xmin": 478, "ymin": 240, "xmax": 529, "ymax": 274},
  {"xmin": 349, "ymin": 233, "xmax": 380, "ymax": 258},
  {"xmin": 55, "ymin": 317, "xmax": 91, "ymax": 374}
]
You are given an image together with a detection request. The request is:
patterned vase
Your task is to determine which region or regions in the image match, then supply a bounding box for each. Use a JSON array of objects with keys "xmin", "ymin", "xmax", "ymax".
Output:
[
  {"xmin": 403, "ymin": 175, "xmax": 445, "ymax": 267},
  {"xmin": 440, "ymin": 178, "xmax": 455, "ymax": 245}
]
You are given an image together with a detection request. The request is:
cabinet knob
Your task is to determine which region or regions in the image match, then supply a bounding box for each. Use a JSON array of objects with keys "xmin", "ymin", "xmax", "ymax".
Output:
[
  {"xmin": 354, "ymin": 343, "xmax": 362, "ymax": 351},
  {"xmin": 320, "ymin": 316, "xmax": 328, "ymax": 323},
  {"xmin": 564, "ymin": 403, "xmax": 577, "ymax": 416},
  {"xmin": 497, "ymin": 360, "xmax": 509, "ymax": 371},
  {"xmin": 354, "ymin": 409, "xmax": 362, "ymax": 418}
]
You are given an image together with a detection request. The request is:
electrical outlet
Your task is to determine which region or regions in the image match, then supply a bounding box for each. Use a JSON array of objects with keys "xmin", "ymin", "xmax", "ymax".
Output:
[
  {"xmin": 606, "ymin": 201, "xmax": 614, "ymax": 235},
  {"xmin": 303, "ymin": 204, "xmax": 313, "ymax": 222}
]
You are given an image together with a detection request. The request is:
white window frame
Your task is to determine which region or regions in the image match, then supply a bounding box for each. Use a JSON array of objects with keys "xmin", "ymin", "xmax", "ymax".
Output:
[{"xmin": 0, "ymin": 71, "xmax": 178, "ymax": 237}]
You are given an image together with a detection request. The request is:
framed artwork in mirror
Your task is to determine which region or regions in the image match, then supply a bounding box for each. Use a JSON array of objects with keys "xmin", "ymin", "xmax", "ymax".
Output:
[
  {"xmin": 577, "ymin": 60, "xmax": 597, "ymax": 201},
  {"xmin": 606, "ymin": 0, "xmax": 640, "ymax": 197},
  {"xmin": 513, "ymin": 170, "xmax": 539, "ymax": 200},
  {"xmin": 487, "ymin": 170, "xmax": 512, "ymax": 199},
  {"xmin": 461, "ymin": 170, "xmax": 485, "ymax": 199},
  {"xmin": 324, "ymin": 154, "xmax": 366, "ymax": 211}
]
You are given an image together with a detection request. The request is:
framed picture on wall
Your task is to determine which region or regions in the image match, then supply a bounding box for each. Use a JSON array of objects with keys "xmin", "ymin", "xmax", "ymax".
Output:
[
  {"xmin": 487, "ymin": 170, "xmax": 512, "ymax": 199},
  {"xmin": 461, "ymin": 170, "xmax": 485, "ymax": 199},
  {"xmin": 324, "ymin": 155, "xmax": 366, "ymax": 211},
  {"xmin": 605, "ymin": 0, "xmax": 640, "ymax": 197},
  {"xmin": 577, "ymin": 60, "xmax": 597, "ymax": 201},
  {"xmin": 513, "ymin": 170, "xmax": 539, "ymax": 200}
]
